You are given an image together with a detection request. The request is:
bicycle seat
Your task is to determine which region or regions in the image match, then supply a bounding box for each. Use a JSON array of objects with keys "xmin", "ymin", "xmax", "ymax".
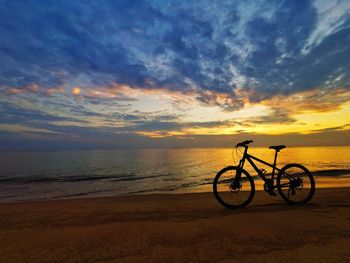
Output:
[{"xmin": 269, "ymin": 145, "xmax": 286, "ymax": 151}]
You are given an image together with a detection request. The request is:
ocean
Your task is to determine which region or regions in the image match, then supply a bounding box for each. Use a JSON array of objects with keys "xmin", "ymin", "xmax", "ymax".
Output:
[{"xmin": 0, "ymin": 146, "xmax": 349, "ymax": 202}]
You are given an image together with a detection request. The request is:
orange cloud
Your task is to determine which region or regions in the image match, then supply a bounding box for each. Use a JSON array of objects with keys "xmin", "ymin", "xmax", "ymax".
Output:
[
  {"xmin": 5, "ymin": 84, "xmax": 40, "ymax": 95},
  {"xmin": 135, "ymin": 130, "xmax": 186, "ymax": 138},
  {"xmin": 260, "ymin": 87, "xmax": 350, "ymax": 114},
  {"xmin": 82, "ymin": 83, "xmax": 197, "ymax": 106},
  {"xmin": 5, "ymin": 84, "xmax": 66, "ymax": 96},
  {"xmin": 6, "ymin": 88, "xmax": 24, "ymax": 94},
  {"xmin": 45, "ymin": 86, "xmax": 65, "ymax": 96}
]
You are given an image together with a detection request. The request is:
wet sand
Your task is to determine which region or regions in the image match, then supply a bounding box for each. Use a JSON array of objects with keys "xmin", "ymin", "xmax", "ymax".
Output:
[{"xmin": 0, "ymin": 188, "xmax": 350, "ymax": 262}]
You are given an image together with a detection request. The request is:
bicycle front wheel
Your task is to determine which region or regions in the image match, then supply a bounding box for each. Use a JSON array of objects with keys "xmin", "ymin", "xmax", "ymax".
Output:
[
  {"xmin": 277, "ymin": 163, "xmax": 315, "ymax": 204},
  {"xmin": 213, "ymin": 166, "xmax": 255, "ymax": 209}
]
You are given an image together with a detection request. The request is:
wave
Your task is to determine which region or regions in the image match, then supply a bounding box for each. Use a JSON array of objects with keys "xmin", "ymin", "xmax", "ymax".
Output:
[
  {"xmin": 252, "ymin": 169, "xmax": 350, "ymax": 178},
  {"xmin": 0, "ymin": 172, "xmax": 175, "ymax": 184},
  {"xmin": 0, "ymin": 174, "xmax": 118, "ymax": 184},
  {"xmin": 312, "ymin": 169, "xmax": 350, "ymax": 177},
  {"xmin": 0, "ymin": 169, "xmax": 349, "ymax": 185}
]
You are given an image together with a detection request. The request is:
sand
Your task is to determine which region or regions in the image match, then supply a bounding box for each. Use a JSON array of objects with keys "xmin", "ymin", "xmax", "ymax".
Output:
[{"xmin": 0, "ymin": 188, "xmax": 350, "ymax": 263}]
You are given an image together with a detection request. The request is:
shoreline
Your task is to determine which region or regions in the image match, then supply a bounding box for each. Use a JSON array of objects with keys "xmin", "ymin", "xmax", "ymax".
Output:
[
  {"xmin": 2, "ymin": 182, "xmax": 350, "ymax": 204},
  {"xmin": 2, "ymin": 179, "xmax": 350, "ymax": 204},
  {"xmin": 1, "ymin": 188, "xmax": 350, "ymax": 262},
  {"xmin": 2, "ymin": 172, "xmax": 350, "ymax": 204}
]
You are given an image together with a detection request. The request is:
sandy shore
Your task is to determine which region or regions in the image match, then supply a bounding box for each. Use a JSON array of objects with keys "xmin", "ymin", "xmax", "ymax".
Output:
[{"xmin": 0, "ymin": 188, "xmax": 350, "ymax": 263}]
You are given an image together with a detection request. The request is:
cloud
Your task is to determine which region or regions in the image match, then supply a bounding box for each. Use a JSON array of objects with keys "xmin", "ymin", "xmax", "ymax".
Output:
[
  {"xmin": 310, "ymin": 123, "xmax": 350, "ymax": 133},
  {"xmin": 260, "ymin": 87, "xmax": 350, "ymax": 114},
  {"xmin": 304, "ymin": 0, "xmax": 350, "ymax": 53},
  {"xmin": 0, "ymin": 124, "xmax": 63, "ymax": 135},
  {"xmin": 247, "ymin": 109, "xmax": 296, "ymax": 124},
  {"xmin": 1, "ymin": 126, "xmax": 349, "ymax": 152},
  {"xmin": 1, "ymin": 0, "xmax": 349, "ymax": 98},
  {"xmin": 0, "ymin": 0, "xmax": 349, "ymax": 149}
]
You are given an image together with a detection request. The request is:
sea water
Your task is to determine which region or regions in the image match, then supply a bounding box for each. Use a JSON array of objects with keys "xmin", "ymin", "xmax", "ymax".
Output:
[{"xmin": 0, "ymin": 146, "xmax": 349, "ymax": 202}]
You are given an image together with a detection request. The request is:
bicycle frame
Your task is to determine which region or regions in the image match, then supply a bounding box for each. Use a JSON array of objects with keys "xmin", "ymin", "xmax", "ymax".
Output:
[{"xmin": 238, "ymin": 146, "xmax": 281, "ymax": 184}]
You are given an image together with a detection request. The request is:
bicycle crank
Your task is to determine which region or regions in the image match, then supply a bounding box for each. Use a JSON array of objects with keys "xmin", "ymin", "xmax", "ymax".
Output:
[{"xmin": 264, "ymin": 179, "xmax": 276, "ymax": 196}]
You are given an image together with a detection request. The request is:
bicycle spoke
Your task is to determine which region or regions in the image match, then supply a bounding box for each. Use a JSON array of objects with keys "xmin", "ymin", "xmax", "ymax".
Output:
[
  {"xmin": 277, "ymin": 164, "xmax": 315, "ymax": 204},
  {"xmin": 278, "ymin": 182, "xmax": 291, "ymax": 188},
  {"xmin": 281, "ymin": 172, "xmax": 294, "ymax": 181},
  {"xmin": 288, "ymin": 187, "xmax": 291, "ymax": 198},
  {"xmin": 213, "ymin": 167, "xmax": 255, "ymax": 209}
]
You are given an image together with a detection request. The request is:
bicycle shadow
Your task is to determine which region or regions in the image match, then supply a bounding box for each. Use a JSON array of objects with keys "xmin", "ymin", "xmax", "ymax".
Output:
[{"xmin": 214, "ymin": 201, "xmax": 321, "ymax": 216}]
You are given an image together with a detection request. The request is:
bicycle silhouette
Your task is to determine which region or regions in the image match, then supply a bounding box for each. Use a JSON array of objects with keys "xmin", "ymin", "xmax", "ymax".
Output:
[{"xmin": 213, "ymin": 140, "xmax": 315, "ymax": 209}]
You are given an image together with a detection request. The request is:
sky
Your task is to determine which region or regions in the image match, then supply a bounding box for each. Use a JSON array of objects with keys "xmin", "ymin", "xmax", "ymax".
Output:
[{"xmin": 0, "ymin": 0, "xmax": 350, "ymax": 151}]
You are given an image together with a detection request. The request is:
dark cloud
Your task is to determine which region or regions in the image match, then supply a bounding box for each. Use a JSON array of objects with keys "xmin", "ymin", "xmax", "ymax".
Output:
[
  {"xmin": 311, "ymin": 124, "xmax": 350, "ymax": 133},
  {"xmin": 0, "ymin": 0, "xmax": 155, "ymax": 88},
  {"xmin": 2, "ymin": 0, "xmax": 348, "ymax": 98},
  {"xmin": 1, "ymin": 127, "xmax": 350, "ymax": 152},
  {"xmin": 248, "ymin": 109, "xmax": 296, "ymax": 124}
]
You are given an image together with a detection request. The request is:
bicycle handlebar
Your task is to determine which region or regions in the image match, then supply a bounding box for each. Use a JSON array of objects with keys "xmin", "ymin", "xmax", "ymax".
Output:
[{"xmin": 236, "ymin": 140, "xmax": 253, "ymax": 147}]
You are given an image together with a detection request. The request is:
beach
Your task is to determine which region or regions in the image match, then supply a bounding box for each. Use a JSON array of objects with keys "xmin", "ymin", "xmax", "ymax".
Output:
[{"xmin": 0, "ymin": 187, "xmax": 349, "ymax": 263}]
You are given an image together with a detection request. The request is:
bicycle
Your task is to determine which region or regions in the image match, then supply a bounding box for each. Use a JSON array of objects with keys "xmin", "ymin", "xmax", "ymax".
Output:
[{"xmin": 213, "ymin": 140, "xmax": 315, "ymax": 209}]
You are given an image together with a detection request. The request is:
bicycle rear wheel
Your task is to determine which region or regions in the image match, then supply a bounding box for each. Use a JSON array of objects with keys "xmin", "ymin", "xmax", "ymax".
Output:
[
  {"xmin": 277, "ymin": 163, "xmax": 315, "ymax": 204},
  {"xmin": 213, "ymin": 166, "xmax": 255, "ymax": 209}
]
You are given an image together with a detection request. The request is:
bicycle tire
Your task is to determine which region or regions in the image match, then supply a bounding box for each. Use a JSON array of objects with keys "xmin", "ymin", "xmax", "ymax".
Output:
[
  {"xmin": 277, "ymin": 163, "xmax": 315, "ymax": 204},
  {"xmin": 213, "ymin": 166, "xmax": 255, "ymax": 209}
]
